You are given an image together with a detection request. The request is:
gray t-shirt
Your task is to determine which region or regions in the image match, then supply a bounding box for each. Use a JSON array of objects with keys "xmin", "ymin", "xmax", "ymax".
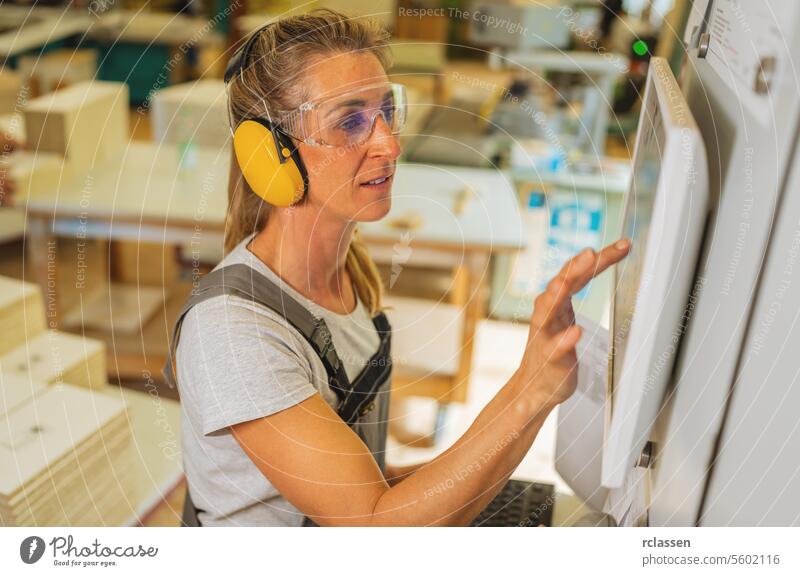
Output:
[{"xmin": 175, "ymin": 233, "xmax": 390, "ymax": 526}]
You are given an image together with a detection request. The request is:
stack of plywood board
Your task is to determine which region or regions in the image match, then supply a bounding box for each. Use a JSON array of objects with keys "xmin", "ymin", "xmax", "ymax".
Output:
[
  {"xmin": 0, "ymin": 276, "xmax": 46, "ymax": 356},
  {"xmin": 1, "ymin": 150, "xmax": 63, "ymax": 201},
  {"xmin": 0, "ymin": 275, "xmax": 107, "ymax": 393},
  {"xmin": 0, "ymin": 374, "xmax": 45, "ymax": 418},
  {"xmin": 383, "ymin": 295, "xmax": 463, "ymax": 378},
  {"xmin": 150, "ymin": 79, "xmax": 229, "ymax": 149},
  {"xmin": 0, "ymin": 275, "xmax": 185, "ymax": 526},
  {"xmin": 0, "ymin": 330, "xmax": 106, "ymax": 391},
  {"xmin": 62, "ymin": 284, "xmax": 165, "ymax": 335},
  {"xmin": 0, "ymin": 381, "xmax": 134, "ymax": 526},
  {"xmin": 24, "ymin": 80, "xmax": 129, "ymax": 174},
  {"xmin": 0, "ymin": 71, "xmax": 22, "ymax": 114},
  {"xmin": 16, "ymin": 49, "xmax": 98, "ymax": 98}
]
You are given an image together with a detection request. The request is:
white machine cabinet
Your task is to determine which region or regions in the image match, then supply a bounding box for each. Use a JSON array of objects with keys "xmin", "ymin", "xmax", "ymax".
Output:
[
  {"xmin": 648, "ymin": 0, "xmax": 800, "ymax": 526},
  {"xmin": 555, "ymin": 0, "xmax": 800, "ymax": 527}
]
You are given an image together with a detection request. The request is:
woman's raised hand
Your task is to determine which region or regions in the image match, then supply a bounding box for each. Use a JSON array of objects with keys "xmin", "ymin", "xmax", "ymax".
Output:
[{"xmin": 516, "ymin": 239, "xmax": 631, "ymax": 410}]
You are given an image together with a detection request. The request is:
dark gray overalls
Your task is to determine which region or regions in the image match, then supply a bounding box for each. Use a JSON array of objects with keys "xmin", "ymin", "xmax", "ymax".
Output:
[{"xmin": 162, "ymin": 263, "xmax": 393, "ymax": 526}]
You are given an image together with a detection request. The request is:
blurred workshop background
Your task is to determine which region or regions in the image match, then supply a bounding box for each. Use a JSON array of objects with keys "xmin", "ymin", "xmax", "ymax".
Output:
[{"xmin": 0, "ymin": 0, "xmax": 689, "ymax": 527}]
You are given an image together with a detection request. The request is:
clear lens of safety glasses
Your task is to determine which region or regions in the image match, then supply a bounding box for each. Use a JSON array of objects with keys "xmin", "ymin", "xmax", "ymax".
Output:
[{"xmin": 279, "ymin": 83, "xmax": 407, "ymax": 147}]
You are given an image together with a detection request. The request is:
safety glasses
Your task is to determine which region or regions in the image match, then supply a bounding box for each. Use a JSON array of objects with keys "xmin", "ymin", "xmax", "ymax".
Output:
[{"xmin": 276, "ymin": 82, "xmax": 407, "ymax": 148}]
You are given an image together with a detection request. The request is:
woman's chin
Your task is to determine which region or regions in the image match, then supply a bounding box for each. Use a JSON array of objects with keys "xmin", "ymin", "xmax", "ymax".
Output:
[{"xmin": 354, "ymin": 187, "xmax": 392, "ymax": 221}]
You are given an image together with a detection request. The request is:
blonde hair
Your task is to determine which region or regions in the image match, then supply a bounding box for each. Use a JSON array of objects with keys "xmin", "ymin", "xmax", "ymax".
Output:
[{"xmin": 224, "ymin": 9, "xmax": 390, "ymax": 314}]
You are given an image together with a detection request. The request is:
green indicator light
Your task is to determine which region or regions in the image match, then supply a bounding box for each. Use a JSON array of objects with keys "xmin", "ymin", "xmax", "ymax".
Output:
[{"xmin": 633, "ymin": 39, "xmax": 649, "ymax": 56}]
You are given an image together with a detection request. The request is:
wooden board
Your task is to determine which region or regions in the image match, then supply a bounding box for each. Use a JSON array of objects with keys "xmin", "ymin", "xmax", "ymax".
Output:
[
  {"xmin": 0, "ymin": 275, "xmax": 46, "ymax": 356},
  {"xmin": 0, "ymin": 418, "xmax": 130, "ymax": 511},
  {"xmin": 0, "ymin": 384, "xmax": 127, "ymax": 498},
  {"xmin": 0, "ymin": 385, "xmax": 183, "ymax": 526},
  {"xmin": 113, "ymin": 386, "xmax": 183, "ymax": 524},
  {"xmin": 1, "ymin": 425, "xmax": 132, "ymax": 525},
  {"xmin": 90, "ymin": 10, "xmax": 218, "ymax": 46},
  {"xmin": 0, "ymin": 8, "xmax": 92, "ymax": 59},
  {"xmin": 112, "ymin": 241, "xmax": 178, "ymax": 288},
  {"xmin": 0, "ymin": 374, "xmax": 46, "ymax": 419},
  {"xmin": 383, "ymin": 295, "xmax": 463, "ymax": 377},
  {"xmin": 16, "ymin": 48, "xmax": 98, "ymax": 98},
  {"xmin": 54, "ymin": 238, "xmax": 111, "ymax": 322},
  {"xmin": 1, "ymin": 150, "xmax": 64, "ymax": 201},
  {"xmin": 24, "ymin": 81, "xmax": 129, "ymax": 173},
  {"xmin": 81, "ymin": 281, "xmax": 192, "ymax": 384},
  {"xmin": 0, "ymin": 330, "xmax": 107, "ymax": 391},
  {"xmin": 150, "ymin": 79, "xmax": 229, "ymax": 149},
  {"xmin": 22, "ymin": 141, "xmax": 230, "ymax": 225},
  {"xmin": 62, "ymin": 283, "xmax": 165, "ymax": 335},
  {"xmin": 0, "ymin": 70, "xmax": 21, "ymax": 114},
  {"xmin": 0, "ymin": 431, "xmax": 135, "ymax": 526},
  {"xmin": 0, "ymin": 414, "xmax": 129, "ymax": 507}
]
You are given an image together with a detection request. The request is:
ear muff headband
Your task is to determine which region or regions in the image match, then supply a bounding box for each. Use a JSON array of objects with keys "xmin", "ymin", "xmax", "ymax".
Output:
[
  {"xmin": 224, "ymin": 22, "xmax": 273, "ymax": 83},
  {"xmin": 225, "ymin": 23, "xmax": 309, "ymax": 206}
]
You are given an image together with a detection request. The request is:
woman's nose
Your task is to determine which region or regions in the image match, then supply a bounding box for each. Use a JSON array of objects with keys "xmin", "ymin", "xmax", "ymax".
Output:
[{"xmin": 366, "ymin": 114, "xmax": 401, "ymax": 159}]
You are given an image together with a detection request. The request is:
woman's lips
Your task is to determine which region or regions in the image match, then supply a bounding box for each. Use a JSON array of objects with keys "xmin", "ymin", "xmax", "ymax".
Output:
[{"xmin": 359, "ymin": 174, "xmax": 393, "ymax": 189}]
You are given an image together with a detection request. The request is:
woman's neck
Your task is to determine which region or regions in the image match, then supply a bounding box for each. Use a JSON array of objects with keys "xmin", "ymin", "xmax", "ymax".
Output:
[{"xmin": 247, "ymin": 209, "xmax": 356, "ymax": 313}]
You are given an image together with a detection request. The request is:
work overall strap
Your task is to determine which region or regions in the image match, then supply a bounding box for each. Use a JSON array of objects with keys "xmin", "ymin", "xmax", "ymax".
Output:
[
  {"xmin": 336, "ymin": 312, "xmax": 393, "ymax": 424},
  {"xmin": 163, "ymin": 263, "xmax": 392, "ymax": 526}
]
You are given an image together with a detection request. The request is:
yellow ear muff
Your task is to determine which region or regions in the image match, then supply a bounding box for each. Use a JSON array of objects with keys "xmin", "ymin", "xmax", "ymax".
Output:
[{"xmin": 233, "ymin": 119, "xmax": 306, "ymax": 207}]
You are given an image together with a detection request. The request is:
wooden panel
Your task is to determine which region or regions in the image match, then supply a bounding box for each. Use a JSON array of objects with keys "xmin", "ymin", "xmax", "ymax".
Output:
[
  {"xmin": 384, "ymin": 295, "xmax": 463, "ymax": 377},
  {"xmin": 0, "ymin": 383, "xmax": 182, "ymax": 526},
  {"xmin": 79, "ymin": 281, "xmax": 193, "ymax": 386},
  {"xmin": 24, "ymin": 81, "xmax": 129, "ymax": 173},
  {"xmin": 3, "ymin": 151, "xmax": 64, "ymax": 201},
  {"xmin": 16, "ymin": 48, "xmax": 98, "ymax": 98},
  {"xmin": 0, "ymin": 330, "xmax": 107, "ymax": 391},
  {"xmin": 62, "ymin": 284, "xmax": 165, "ymax": 335},
  {"xmin": 0, "ymin": 374, "xmax": 46, "ymax": 419},
  {"xmin": 112, "ymin": 241, "xmax": 178, "ymax": 287},
  {"xmin": 0, "ymin": 275, "xmax": 46, "ymax": 356},
  {"xmin": 0, "ymin": 70, "xmax": 21, "ymax": 114},
  {"xmin": 55, "ymin": 237, "xmax": 110, "ymax": 321},
  {"xmin": 0, "ymin": 384, "xmax": 132, "ymax": 526},
  {"xmin": 0, "ymin": 384, "xmax": 126, "ymax": 492},
  {"xmin": 150, "ymin": 79, "xmax": 228, "ymax": 149}
]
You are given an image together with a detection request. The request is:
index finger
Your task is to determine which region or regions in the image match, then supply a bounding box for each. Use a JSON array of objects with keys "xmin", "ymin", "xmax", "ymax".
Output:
[
  {"xmin": 545, "ymin": 239, "xmax": 631, "ymax": 308},
  {"xmin": 582, "ymin": 239, "xmax": 631, "ymax": 288},
  {"xmin": 548, "ymin": 239, "xmax": 630, "ymax": 294}
]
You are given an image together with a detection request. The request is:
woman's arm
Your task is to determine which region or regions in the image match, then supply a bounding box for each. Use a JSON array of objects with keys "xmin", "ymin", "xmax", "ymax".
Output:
[
  {"xmin": 384, "ymin": 462, "xmax": 425, "ymax": 486},
  {"xmin": 231, "ymin": 240, "xmax": 630, "ymax": 526}
]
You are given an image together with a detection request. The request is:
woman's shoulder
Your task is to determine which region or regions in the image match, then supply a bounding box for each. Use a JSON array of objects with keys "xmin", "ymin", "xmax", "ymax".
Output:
[
  {"xmin": 180, "ymin": 292, "xmax": 309, "ymax": 350},
  {"xmin": 176, "ymin": 291, "xmax": 317, "ymax": 380},
  {"xmin": 174, "ymin": 291, "xmax": 321, "ymax": 436}
]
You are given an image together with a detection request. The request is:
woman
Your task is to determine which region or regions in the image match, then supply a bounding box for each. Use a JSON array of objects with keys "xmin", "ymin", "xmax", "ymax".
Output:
[{"xmin": 170, "ymin": 10, "xmax": 630, "ymax": 526}]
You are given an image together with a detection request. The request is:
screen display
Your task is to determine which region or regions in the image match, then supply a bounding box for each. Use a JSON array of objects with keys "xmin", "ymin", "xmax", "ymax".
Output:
[{"xmin": 610, "ymin": 91, "xmax": 665, "ymax": 402}]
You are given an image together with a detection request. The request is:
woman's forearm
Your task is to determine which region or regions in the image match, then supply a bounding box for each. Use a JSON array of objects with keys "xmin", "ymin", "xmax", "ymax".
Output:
[{"xmin": 370, "ymin": 370, "xmax": 554, "ymax": 526}]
